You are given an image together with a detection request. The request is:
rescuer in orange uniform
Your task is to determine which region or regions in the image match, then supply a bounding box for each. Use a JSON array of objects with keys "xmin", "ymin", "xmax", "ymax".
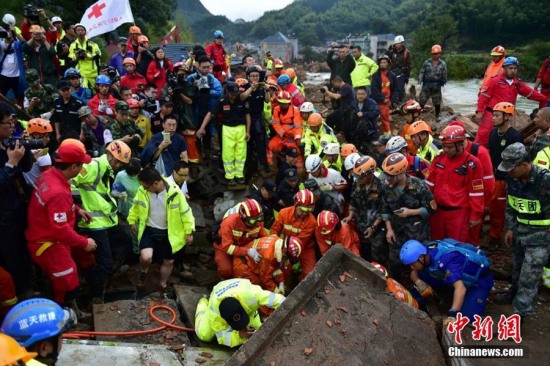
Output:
[
  {"xmin": 315, "ymin": 210, "xmax": 360, "ymax": 256},
  {"xmin": 480, "ymin": 45, "xmax": 506, "ymax": 91},
  {"xmin": 271, "ymin": 190, "xmax": 318, "ymax": 279},
  {"xmin": 425, "ymin": 125, "xmax": 485, "ymax": 243},
  {"xmin": 233, "ymin": 235, "xmax": 302, "ymax": 295},
  {"xmin": 214, "ymin": 199, "xmax": 268, "ymax": 279}
]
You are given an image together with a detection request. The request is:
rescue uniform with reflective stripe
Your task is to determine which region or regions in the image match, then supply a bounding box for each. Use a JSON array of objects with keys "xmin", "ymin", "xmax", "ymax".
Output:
[
  {"xmin": 315, "ymin": 224, "xmax": 360, "ymax": 256},
  {"xmin": 270, "ymin": 206, "xmax": 317, "ymax": 278},
  {"xmin": 351, "ymin": 53, "xmax": 378, "ymax": 88},
  {"xmin": 69, "ymin": 38, "xmax": 101, "ymax": 88},
  {"xmin": 534, "ymin": 146, "xmax": 550, "ymax": 170},
  {"xmin": 268, "ymin": 105, "xmax": 304, "ymax": 170},
  {"xmin": 386, "ymin": 277, "xmax": 419, "ymax": 309},
  {"xmin": 195, "ymin": 278, "xmax": 285, "ymax": 347},
  {"xmin": 284, "ymin": 83, "xmax": 305, "ymax": 108},
  {"xmin": 214, "ymin": 213, "xmax": 268, "ymax": 279},
  {"xmin": 416, "ymin": 134, "xmax": 439, "ymax": 163},
  {"xmin": 302, "ymin": 123, "xmax": 337, "ymax": 157}
]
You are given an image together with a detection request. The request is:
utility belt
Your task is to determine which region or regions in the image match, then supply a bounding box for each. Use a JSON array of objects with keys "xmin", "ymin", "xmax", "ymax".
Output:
[{"xmin": 517, "ymin": 217, "xmax": 550, "ymax": 226}]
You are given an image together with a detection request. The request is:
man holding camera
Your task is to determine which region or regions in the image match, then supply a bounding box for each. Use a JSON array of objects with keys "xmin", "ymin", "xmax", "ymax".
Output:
[
  {"xmin": 323, "ymin": 76, "xmax": 355, "ymax": 141},
  {"xmin": 22, "ymin": 25, "xmax": 58, "ymax": 86},
  {"xmin": 69, "ymin": 23, "xmax": 101, "ymax": 88},
  {"xmin": 326, "ymin": 43, "xmax": 355, "ymax": 85},
  {"xmin": 0, "ymin": 15, "xmax": 26, "ymax": 104}
]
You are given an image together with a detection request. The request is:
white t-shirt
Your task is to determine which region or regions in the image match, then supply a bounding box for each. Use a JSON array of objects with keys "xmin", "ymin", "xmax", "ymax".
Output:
[
  {"xmin": 23, "ymin": 153, "xmax": 52, "ymax": 186},
  {"xmin": 166, "ymin": 174, "xmax": 188, "ymax": 196},
  {"xmin": 146, "ymin": 189, "xmax": 167, "ymax": 229},
  {"xmin": 308, "ymin": 167, "xmax": 347, "ymax": 208},
  {"xmin": 0, "ymin": 40, "xmax": 19, "ymax": 77}
]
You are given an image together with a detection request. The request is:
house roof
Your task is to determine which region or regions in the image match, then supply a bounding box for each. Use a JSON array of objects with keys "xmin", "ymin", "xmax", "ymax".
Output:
[
  {"xmin": 261, "ymin": 32, "xmax": 290, "ymax": 44},
  {"xmin": 374, "ymin": 33, "xmax": 396, "ymax": 41},
  {"xmin": 152, "ymin": 43, "xmax": 194, "ymax": 62}
]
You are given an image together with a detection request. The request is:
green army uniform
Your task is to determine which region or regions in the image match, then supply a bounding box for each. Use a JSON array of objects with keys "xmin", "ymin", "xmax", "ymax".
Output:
[
  {"xmin": 500, "ymin": 143, "xmax": 550, "ymax": 316},
  {"xmin": 418, "ymin": 58, "xmax": 447, "ymax": 108},
  {"xmin": 24, "ymin": 70, "xmax": 58, "ymax": 117},
  {"xmin": 104, "ymin": 101, "xmax": 143, "ymax": 156},
  {"xmin": 349, "ymin": 176, "xmax": 388, "ymax": 266},
  {"xmin": 382, "ymin": 175, "xmax": 435, "ymax": 278}
]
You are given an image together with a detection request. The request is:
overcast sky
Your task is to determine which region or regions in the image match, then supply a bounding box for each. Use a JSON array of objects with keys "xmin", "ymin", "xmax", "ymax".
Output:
[{"xmin": 200, "ymin": 0, "xmax": 295, "ymax": 21}]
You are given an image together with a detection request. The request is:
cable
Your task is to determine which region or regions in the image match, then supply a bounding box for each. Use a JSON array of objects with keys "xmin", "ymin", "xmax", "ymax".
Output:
[{"xmin": 63, "ymin": 305, "xmax": 194, "ymax": 339}]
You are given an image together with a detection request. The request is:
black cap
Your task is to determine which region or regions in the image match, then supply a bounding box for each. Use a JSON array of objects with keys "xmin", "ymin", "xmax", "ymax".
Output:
[
  {"xmin": 160, "ymin": 98, "xmax": 174, "ymax": 106},
  {"xmin": 119, "ymin": 37, "xmax": 128, "ymax": 44},
  {"xmin": 226, "ymin": 82, "xmax": 241, "ymax": 95},
  {"xmin": 219, "ymin": 297, "xmax": 249, "ymax": 330},
  {"xmin": 285, "ymin": 168, "xmax": 299, "ymax": 182},
  {"xmin": 261, "ymin": 180, "xmax": 277, "ymax": 198},
  {"xmin": 304, "ymin": 178, "xmax": 321, "ymax": 195},
  {"xmin": 283, "ymin": 146, "xmax": 299, "ymax": 158},
  {"xmin": 57, "ymin": 80, "xmax": 70, "ymax": 90}
]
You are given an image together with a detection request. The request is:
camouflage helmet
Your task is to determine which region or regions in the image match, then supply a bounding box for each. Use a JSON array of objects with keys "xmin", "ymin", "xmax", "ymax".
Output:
[
  {"xmin": 498, "ymin": 142, "xmax": 529, "ymax": 172},
  {"xmin": 78, "ymin": 106, "xmax": 92, "ymax": 119},
  {"xmin": 25, "ymin": 69, "xmax": 40, "ymax": 85}
]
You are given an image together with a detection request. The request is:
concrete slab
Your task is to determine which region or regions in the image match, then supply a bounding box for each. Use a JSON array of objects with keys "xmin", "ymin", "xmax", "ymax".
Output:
[
  {"xmin": 58, "ymin": 340, "xmax": 183, "ymax": 366},
  {"xmin": 189, "ymin": 201, "xmax": 206, "ymax": 228},
  {"xmin": 227, "ymin": 245, "xmax": 446, "ymax": 366},
  {"xmin": 182, "ymin": 346, "xmax": 233, "ymax": 366},
  {"xmin": 173, "ymin": 285, "xmax": 209, "ymax": 327}
]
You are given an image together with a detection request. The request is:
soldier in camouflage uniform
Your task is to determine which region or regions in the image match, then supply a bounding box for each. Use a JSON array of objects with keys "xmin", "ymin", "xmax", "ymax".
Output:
[
  {"xmin": 104, "ymin": 101, "xmax": 143, "ymax": 156},
  {"xmin": 304, "ymin": 179, "xmax": 341, "ymax": 218},
  {"xmin": 499, "ymin": 143, "xmax": 550, "ymax": 317},
  {"xmin": 343, "ymin": 156, "xmax": 388, "ymax": 266},
  {"xmin": 381, "ymin": 152, "xmax": 435, "ymax": 280},
  {"xmin": 24, "ymin": 69, "xmax": 58, "ymax": 118},
  {"xmin": 418, "ymin": 45, "xmax": 447, "ymax": 121}
]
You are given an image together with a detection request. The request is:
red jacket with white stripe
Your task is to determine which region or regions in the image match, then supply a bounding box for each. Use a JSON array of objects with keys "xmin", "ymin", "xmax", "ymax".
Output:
[
  {"xmin": 425, "ymin": 150, "xmax": 485, "ymax": 222},
  {"xmin": 465, "ymin": 140, "xmax": 495, "ymax": 207},
  {"xmin": 478, "ymin": 74, "xmax": 547, "ymax": 112}
]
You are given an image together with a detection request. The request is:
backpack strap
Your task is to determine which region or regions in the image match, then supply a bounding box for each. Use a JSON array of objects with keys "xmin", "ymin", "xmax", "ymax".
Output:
[{"xmin": 470, "ymin": 142, "xmax": 480, "ymax": 157}]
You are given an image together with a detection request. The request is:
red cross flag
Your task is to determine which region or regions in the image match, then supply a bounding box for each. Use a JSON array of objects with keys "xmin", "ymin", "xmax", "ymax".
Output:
[{"xmin": 79, "ymin": 0, "xmax": 134, "ymax": 39}]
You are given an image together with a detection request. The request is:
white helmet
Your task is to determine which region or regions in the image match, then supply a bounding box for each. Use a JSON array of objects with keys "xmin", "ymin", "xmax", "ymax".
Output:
[
  {"xmin": 305, "ymin": 154, "xmax": 322, "ymax": 173},
  {"xmin": 323, "ymin": 142, "xmax": 340, "ymax": 155},
  {"xmin": 299, "ymin": 102, "xmax": 314, "ymax": 113},
  {"xmin": 344, "ymin": 152, "xmax": 361, "ymax": 171},
  {"xmin": 386, "ymin": 136, "xmax": 407, "ymax": 154},
  {"xmin": 51, "ymin": 16, "xmax": 63, "ymax": 24},
  {"xmin": 2, "ymin": 14, "xmax": 16, "ymax": 26},
  {"xmin": 394, "ymin": 35, "xmax": 405, "ymax": 43}
]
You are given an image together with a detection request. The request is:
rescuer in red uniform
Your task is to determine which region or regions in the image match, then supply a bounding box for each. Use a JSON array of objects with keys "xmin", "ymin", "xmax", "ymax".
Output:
[{"xmin": 205, "ymin": 30, "xmax": 228, "ymax": 83}]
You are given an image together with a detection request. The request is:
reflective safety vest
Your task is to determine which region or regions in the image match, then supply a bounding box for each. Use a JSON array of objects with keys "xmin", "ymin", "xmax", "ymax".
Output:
[
  {"xmin": 386, "ymin": 278, "xmax": 419, "ymax": 309},
  {"xmin": 71, "ymin": 154, "xmax": 118, "ymax": 229},
  {"xmin": 427, "ymin": 239, "xmax": 490, "ymax": 288},
  {"xmin": 417, "ymin": 134, "xmax": 440, "ymax": 163},
  {"xmin": 507, "ymin": 168, "xmax": 550, "ymax": 226}
]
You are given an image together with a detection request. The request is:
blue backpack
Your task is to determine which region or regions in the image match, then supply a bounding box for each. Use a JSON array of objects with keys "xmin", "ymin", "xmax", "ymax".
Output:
[{"xmin": 428, "ymin": 238, "xmax": 491, "ymax": 288}]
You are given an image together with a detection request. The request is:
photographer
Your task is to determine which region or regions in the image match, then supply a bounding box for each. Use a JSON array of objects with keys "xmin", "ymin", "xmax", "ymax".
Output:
[
  {"xmin": 323, "ymin": 76, "xmax": 355, "ymax": 140},
  {"xmin": 22, "ymin": 25, "xmax": 58, "ymax": 86},
  {"xmin": 69, "ymin": 23, "xmax": 101, "ymax": 88},
  {"xmin": 326, "ymin": 43, "xmax": 355, "ymax": 85},
  {"xmin": 1, "ymin": 15, "xmax": 26, "ymax": 104},
  {"xmin": 135, "ymin": 35, "xmax": 154, "ymax": 78},
  {"xmin": 20, "ymin": 5, "xmax": 57, "ymax": 44}
]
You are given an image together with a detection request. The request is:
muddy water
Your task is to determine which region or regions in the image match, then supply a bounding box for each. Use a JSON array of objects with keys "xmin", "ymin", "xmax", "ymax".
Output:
[{"xmin": 304, "ymin": 73, "xmax": 540, "ymax": 115}]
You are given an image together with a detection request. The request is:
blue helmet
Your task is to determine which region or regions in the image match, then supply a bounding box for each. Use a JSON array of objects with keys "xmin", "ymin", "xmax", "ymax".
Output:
[
  {"xmin": 503, "ymin": 56, "xmax": 519, "ymax": 67},
  {"xmin": 400, "ymin": 240, "xmax": 427, "ymax": 265},
  {"xmin": 64, "ymin": 67, "xmax": 81, "ymax": 79},
  {"xmin": 214, "ymin": 30, "xmax": 224, "ymax": 39},
  {"xmin": 277, "ymin": 74, "xmax": 291, "ymax": 87},
  {"xmin": 1, "ymin": 298, "xmax": 70, "ymax": 347},
  {"xmin": 95, "ymin": 74, "xmax": 111, "ymax": 85}
]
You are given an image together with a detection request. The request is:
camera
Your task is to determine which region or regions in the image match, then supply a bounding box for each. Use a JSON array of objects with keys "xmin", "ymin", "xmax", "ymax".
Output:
[
  {"xmin": 0, "ymin": 25, "xmax": 8, "ymax": 39},
  {"xmin": 76, "ymin": 49, "xmax": 87, "ymax": 60},
  {"xmin": 6, "ymin": 138, "xmax": 46, "ymax": 150},
  {"xmin": 24, "ymin": 4, "xmax": 40, "ymax": 22}
]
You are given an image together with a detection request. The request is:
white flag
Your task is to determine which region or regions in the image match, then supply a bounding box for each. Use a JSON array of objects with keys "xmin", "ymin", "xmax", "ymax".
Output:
[{"xmin": 79, "ymin": 0, "xmax": 134, "ymax": 39}]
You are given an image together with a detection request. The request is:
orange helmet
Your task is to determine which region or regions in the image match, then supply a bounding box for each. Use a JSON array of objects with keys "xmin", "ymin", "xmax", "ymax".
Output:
[
  {"xmin": 59, "ymin": 138, "xmax": 86, "ymax": 152},
  {"xmin": 371, "ymin": 262, "xmax": 388, "ymax": 278},
  {"xmin": 137, "ymin": 35, "xmax": 149, "ymax": 43},
  {"xmin": 106, "ymin": 140, "xmax": 131, "ymax": 163},
  {"xmin": 493, "ymin": 102, "xmax": 515, "ymax": 115},
  {"xmin": 126, "ymin": 98, "xmax": 141, "ymax": 109},
  {"xmin": 284, "ymin": 236, "xmax": 302, "ymax": 259},
  {"xmin": 307, "ymin": 113, "xmax": 323, "ymax": 127},
  {"xmin": 274, "ymin": 59, "xmax": 284, "ymax": 69},
  {"xmin": 0, "ymin": 334, "xmax": 38, "ymax": 365},
  {"xmin": 408, "ymin": 120, "xmax": 432, "ymax": 136},
  {"xmin": 491, "ymin": 45, "xmax": 505, "ymax": 56},
  {"xmin": 284, "ymin": 68, "xmax": 296, "ymax": 80},
  {"xmin": 29, "ymin": 25, "xmax": 44, "ymax": 33},
  {"xmin": 123, "ymin": 57, "xmax": 136, "ymax": 66},
  {"xmin": 27, "ymin": 118, "xmax": 53, "ymax": 135},
  {"xmin": 235, "ymin": 78, "xmax": 249, "ymax": 92},
  {"xmin": 294, "ymin": 189, "xmax": 315, "ymax": 207},
  {"xmin": 317, "ymin": 210, "xmax": 339, "ymax": 234},
  {"xmin": 277, "ymin": 91, "xmax": 291, "ymax": 104},
  {"xmin": 129, "ymin": 26, "xmax": 141, "ymax": 34},
  {"xmin": 353, "ymin": 156, "xmax": 376, "ymax": 176},
  {"xmin": 440, "ymin": 125, "xmax": 466, "ymax": 144},
  {"xmin": 382, "ymin": 153, "xmax": 408, "ymax": 176},
  {"xmin": 431, "ymin": 44, "xmax": 442, "ymax": 54},
  {"xmin": 340, "ymin": 143, "xmax": 357, "ymax": 158}
]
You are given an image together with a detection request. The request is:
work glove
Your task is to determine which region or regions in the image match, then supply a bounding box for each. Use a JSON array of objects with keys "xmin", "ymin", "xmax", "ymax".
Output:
[
  {"xmin": 40, "ymin": 112, "xmax": 52, "ymax": 120},
  {"xmin": 98, "ymin": 103, "xmax": 107, "ymax": 112},
  {"xmin": 105, "ymin": 108, "xmax": 113, "ymax": 115},
  {"xmin": 118, "ymin": 192, "xmax": 128, "ymax": 201},
  {"xmin": 414, "ymin": 279, "xmax": 434, "ymax": 298},
  {"xmin": 320, "ymin": 182, "xmax": 333, "ymax": 192},
  {"xmin": 247, "ymin": 248, "xmax": 262, "ymax": 263},
  {"xmin": 275, "ymin": 282, "xmax": 285, "ymax": 295}
]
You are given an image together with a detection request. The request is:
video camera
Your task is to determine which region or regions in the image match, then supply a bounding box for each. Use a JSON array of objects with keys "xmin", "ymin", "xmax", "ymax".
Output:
[
  {"xmin": 4, "ymin": 137, "xmax": 46, "ymax": 150},
  {"xmin": 76, "ymin": 49, "xmax": 87, "ymax": 60},
  {"xmin": 23, "ymin": 4, "xmax": 40, "ymax": 22}
]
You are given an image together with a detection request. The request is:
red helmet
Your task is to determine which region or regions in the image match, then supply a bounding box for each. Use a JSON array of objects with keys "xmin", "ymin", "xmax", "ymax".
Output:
[
  {"xmin": 239, "ymin": 199, "xmax": 264, "ymax": 226},
  {"xmin": 403, "ymin": 100, "xmax": 421, "ymax": 114},
  {"xmin": 284, "ymin": 236, "xmax": 302, "ymax": 259},
  {"xmin": 294, "ymin": 189, "xmax": 315, "ymax": 208},
  {"xmin": 317, "ymin": 210, "xmax": 339, "ymax": 234},
  {"xmin": 491, "ymin": 45, "xmax": 505, "ymax": 56},
  {"xmin": 277, "ymin": 91, "xmax": 291, "ymax": 104},
  {"xmin": 371, "ymin": 262, "xmax": 388, "ymax": 278},
  {"xmin": 274, "ymin": 59, "xmax": 284, "ymax": 69},
  {"xmin": 126, "ymin": 98, "xmax": 140, "ymax": 109},
  {"xmin": 440, "ymin": 125, "xmax": 466, "ymax": 144}
]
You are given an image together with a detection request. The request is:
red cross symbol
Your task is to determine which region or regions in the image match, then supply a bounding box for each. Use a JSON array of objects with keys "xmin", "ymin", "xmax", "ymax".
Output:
[
  {"xmin": 87, "ymin": 3, "xmax": 107, "ymax": 19},
  {"xmin": 56, "ymin": 213, "xmax": 63, "ymax": 219}
]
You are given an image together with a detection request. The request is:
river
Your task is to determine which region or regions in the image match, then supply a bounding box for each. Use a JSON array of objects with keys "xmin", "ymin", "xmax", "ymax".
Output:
[{"xmin": 304, "ymin": 73, "xmax": 540, "ymax": 116}]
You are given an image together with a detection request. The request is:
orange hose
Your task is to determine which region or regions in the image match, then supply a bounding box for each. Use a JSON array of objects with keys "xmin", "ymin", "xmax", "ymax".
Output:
[{"xmin": 63, "ymin": 305, "xmax": 195, "ymax": 339}]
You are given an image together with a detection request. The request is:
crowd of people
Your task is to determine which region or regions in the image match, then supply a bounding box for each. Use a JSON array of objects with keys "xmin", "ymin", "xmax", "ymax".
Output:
[{"xmin": 1, "ymin": 9, "xmax": 550, "ymax": 359}]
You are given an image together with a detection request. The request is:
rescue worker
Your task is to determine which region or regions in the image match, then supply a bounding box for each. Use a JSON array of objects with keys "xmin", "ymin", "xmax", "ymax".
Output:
[
  {"xmin": 371, "ymin": 262, "xmax": 419, "ymax": 309},
  {"xmin": 418, "ymin": 45, "xmax": 447, "ymax": 121},
  {"xmin": 266, "ymin": 58, "xmax": 284, "ymax": 85},
  {"xmin": 120, "ymin": 57, "xmax": 146, "ymax": 94},
  {"xmin": 205, "ymin": 30, "xmax": 228, "ymax": 83},
  {"xmin": 25, "ymin": 139, "xmax": 97, "ymax": 307},
  {"xmin": 498, "ymin": 143, "xmax": 550, "ymax": 317},
  {"xmin": 277, "ymin": 74, "xmax": 305, "ymax": 108},
  {"xmin": 233, "ymin": 235, "xmax": 302, "ymax": 295},
  {"xmin": 298, "ymin": 102, "xmax": 314, "ymax": 128},
  {"xmin": 343, "ymin": 156, "xmax": 387, "ymax": 263},
  {"xmin": 400, "ymin": 239, "xmax": 494, "ymax": 321},
  {"xmin": 127, "ymin": 98, "xmax": 152, "ymax": 150},
  {"xmin": 194, "ymin": 278, "xmax": 285, "ymax": 348},
  {"xmin": 480, "ymin": 45, "xmax": 505, "ymax": 91},
  {"xmin": 303, "ymin": 179, "xmax": 341, "ymax": 218},
  {"xmin": 381, "ymin": 152, "xmax": 435, "ymax": 279},
  {"xmin": 275, "ymin": 147, "xmax": 300, "ymax": 186},
  {"xmin": 198, "ymin": 82, "xmax": 250, "ymax": 185},
  {"xmin": 271, "ymin": 190, "xmax": 318, "ymax": 279},
  {"xmin": 135, "ymin": 35, "xmax": 154, "ymax": 78},
  {"xmin": 534, "ymin": 55, "xmax": 550, "ymax": 99},
  {"xmin": 322, "ymin": 142, "xmax": 343, "ymax": 172},
  {"xmin": 126, "ymin": 25, "xmax": 141, "ymax": 55},
  {"xmin": 23, "ymin": 69, "xmax": 58, "ymax": 118},
  {"xmin": 534, "ymin": 130, "xmax": 550, "ymax": 169},
  {"xmin": 71, "ymin": 140, "xmax": 132, "ymax": 304},
  {"xmin": 302, "ymin": 112, "xmax": 337, "ymax": 158},
  {"xmin": 51, "ymin": 80, "xmax": 84, "ymax": 142},
  {"xmin": 214, "ymin": 199, "xmax": 268, "ymax": 279},
  {"xmin": 386, "ymin": 35, "xmax": 411, "ymax": 102},
  {"xmin": 426, "ymin": 125, "xmax": 485, "ymax": 243},
  {"xmin": 317, "ymin": 210, "xmax": 360, "ymax": 256},
  {"xmin": 22, "ymin": 118, "xmax": 54, "ymax": 186},
  {"xmin": 282, "ymin": 68, "xmax": 305, "ymax": 97},
  {"xmin": 476, "ymin": 56, "xmax": 547, "ymax": 146},
  {"xmin": 65, "ymin": 68, "xmax": 92, "ymax": 105},
  {"xmin": 408, "ymin": 120, "xmax": 439, "ymax": 163},
  {"xmin": 267, "ymin": 91, "xmax": 303, "ymax": 173},
  {"xmin": 0, "ymin": 267, "xmax": 17, "ymax": 320},
  {"xmin": 1, "ymin": 298, "xmax": 77, "ymax": 366},
  {"xmin": 248, "ymin": 180, "xmax": 278, "ymax": 228},
  {"xmin": 0, "ymin": 333, "xmax": 39, "ymax": 366},
  {"xmin": 350, "ymin": 45, "xmax": 378, "ymax": 94},
  {"xmin": 128, "ymin": 167, "xmax": 195, "ymax": 292},
  {"xmin": 305, "ymin": 154, "xmax": 348, "ymax": 213},
  {"xmin": 385, "ymin": 136, "xmax": 430, "ymax": 180},
  {"xmin": 104, "ymin": 101, "xmax": 143, "ymax": 156},
  {"xmin": 68, "ymin": 23, "xmax": 101, "ymax": 88},
  {"xmin": 400, "ymin": 100, "xmax": 423, "ymax": 155},
  {"xmin": 370, "ymin": 55, "xmax": 398, "ymax": 135},
  {"xmin": 87, "ymin": 75, "xmax": 118, "ymax": 118}
]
